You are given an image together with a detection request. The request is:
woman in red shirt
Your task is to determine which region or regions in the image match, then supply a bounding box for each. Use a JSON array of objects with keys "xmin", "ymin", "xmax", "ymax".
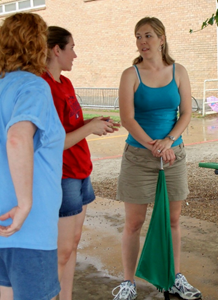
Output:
[{"xmin": 42, "ymin": 26, "xmax": 119, "ymax": 300}]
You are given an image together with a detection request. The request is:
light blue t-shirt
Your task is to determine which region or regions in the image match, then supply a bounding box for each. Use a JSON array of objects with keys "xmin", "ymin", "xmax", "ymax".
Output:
[
  {"xmin": 0, "ymin": 70, "xmax": 65, "ymax": 250},
  {"xmin": 126, "ymin": 64, "xmax": 183, "ymax": 148}
]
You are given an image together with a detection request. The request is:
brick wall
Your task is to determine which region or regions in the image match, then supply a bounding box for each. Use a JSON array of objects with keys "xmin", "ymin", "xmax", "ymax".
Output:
[{"xmin": 1, "ymin": 0, "xmax": 217, "ymax": 100}]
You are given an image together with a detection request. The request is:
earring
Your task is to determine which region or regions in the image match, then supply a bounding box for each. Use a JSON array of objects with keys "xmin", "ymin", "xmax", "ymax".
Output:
[{"xmin": 158, "ymin": 45, "xmax": 162, "ymax": 52}]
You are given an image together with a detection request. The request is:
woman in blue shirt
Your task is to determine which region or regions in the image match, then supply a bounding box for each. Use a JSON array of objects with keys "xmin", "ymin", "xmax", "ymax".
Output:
[{"xmin": 0, "ymin": 13, "xmax": 65, "ymax": 300}]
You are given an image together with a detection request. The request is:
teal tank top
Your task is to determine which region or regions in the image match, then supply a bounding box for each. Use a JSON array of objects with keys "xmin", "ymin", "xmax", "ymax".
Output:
[{"xmin": 126, "ymin": 64, "xmax": 183, "ymax": 148}]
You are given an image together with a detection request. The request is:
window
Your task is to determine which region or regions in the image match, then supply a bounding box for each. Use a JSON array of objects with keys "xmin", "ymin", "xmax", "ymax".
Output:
[
  {"xmin": 5, "ymin": 3, "xmax": 16, "ymax": 12},
  {"xmin": 0, "ymin": 0, "xmax": 46, "ymax": 16},
  {"xmin": 18, "ymin": 0, "xmax": 30, "ymax": 10},
  {"xmin": 33, "ymin": 0, "xmax": 45, "ymax": 5}
]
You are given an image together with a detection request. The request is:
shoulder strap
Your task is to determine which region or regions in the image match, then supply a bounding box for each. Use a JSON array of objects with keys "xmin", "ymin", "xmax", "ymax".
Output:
[
  {"xmin": 173, "ymin": 63, "xmax": 175, "ymax": 79},
  {"xmin": 133, "ymin": 65, "xmax": 142, "ymax": 83}
]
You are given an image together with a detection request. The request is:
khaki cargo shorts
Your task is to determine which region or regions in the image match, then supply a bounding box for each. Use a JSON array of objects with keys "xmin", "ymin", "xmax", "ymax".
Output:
[{"xmin": 117, "ymin": 143, "xmax": 189, "ymax": 204}]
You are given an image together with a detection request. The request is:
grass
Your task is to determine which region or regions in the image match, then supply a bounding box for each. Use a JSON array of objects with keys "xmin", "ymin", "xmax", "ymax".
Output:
[
  {"xmin": 191, "ymin": 111, "xmax": 218, "ymax": 118},
  {"xmin": 82, "ymin": 108, "xmax": 120, "ymax": 122},
  {"xmin": 83, "ymin": 108, "xmax": 217, "ymax": 121},
  {"xmin": 82, "ymin": 108, "xmax": 119, "ymax": 113},
  {"xmin": 83, "ymin": 113, "xmax": 120, "ymax": 123}
]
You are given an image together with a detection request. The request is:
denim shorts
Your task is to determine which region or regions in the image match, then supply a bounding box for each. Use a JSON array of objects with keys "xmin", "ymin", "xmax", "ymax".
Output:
[
  {"xmin": 60, "ymin": 176, "xmax": 95, "ymax": 217},
  {"xmin": 0, "ymin": 248, "xmax": 60, "ymax": 300}
]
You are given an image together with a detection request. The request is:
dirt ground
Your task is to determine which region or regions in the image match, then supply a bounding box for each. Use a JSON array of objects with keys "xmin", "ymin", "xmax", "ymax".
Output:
[{"xmin": 73, "ymin": 114, "xmax": 218, "ymax": 300}]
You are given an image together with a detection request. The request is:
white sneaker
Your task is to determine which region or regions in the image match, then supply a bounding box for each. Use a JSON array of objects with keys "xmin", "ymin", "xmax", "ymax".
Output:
[
  {"xmin": 169, "ymin": 273, "xmax": 202, "ymax": 299},
  {"xmin": 112, "ymin": 280, "xmax": 137, "ymax": 300}
]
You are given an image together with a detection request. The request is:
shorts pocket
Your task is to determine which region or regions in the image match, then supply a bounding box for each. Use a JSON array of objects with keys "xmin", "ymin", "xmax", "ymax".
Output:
[
  {"xmin": 124, "ymin": 143, "xmax": 130, "ymax": 153},
  {"xmin": 174, "ymin": 143, "xmax": 186, "ymax": 161}
]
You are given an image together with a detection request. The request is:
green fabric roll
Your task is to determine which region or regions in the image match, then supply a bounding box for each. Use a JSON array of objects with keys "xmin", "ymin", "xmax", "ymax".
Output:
[
  {"xmin": 135, "ymin": 170, "xmax": 175, "ymax": 292},
  {"xmin": 199, "ymin": 162, "xmax": 218, "ymax": 169}
]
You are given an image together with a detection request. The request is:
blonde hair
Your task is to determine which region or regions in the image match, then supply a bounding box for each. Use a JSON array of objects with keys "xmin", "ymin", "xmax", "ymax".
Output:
[
  {"xmin": 133, "ymin": 17, "xmax": 174, "ymax": 65},
  {"xmin": 0, "ymin": 13, "xmax": 47, "ymax": 77}
]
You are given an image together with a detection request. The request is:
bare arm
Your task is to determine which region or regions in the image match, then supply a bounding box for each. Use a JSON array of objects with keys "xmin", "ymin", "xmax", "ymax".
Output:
[
  {"xmin": 0, "ymin": 121, "xmax": 36, "ymax": 237},
  {"xmin": 64, "ymin": 116, "xmax": 115, "ymax": 150},
  {"xmin": 170, "ymin": 64, "xmax": 192, "ymax": 137},
  {"xmin": 119, "ymin": 67, "xmax": 153, "ymax": 150}
]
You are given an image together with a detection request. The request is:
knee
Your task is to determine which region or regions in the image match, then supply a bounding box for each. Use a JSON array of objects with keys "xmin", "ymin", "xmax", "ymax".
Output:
[
  {"xmin": 125, "ymin": 217, "xmax": 145, "ymax": 234},
  {"xmin": 170, "ymin": 215, "xmax": 180, "ymax": 229},
  {"xmin": 58, "ymin": 245, "xmax": 73, "ymax": 267},
  {"xmin": 58, "ymin": 232, "xmax": 82, "ymax": 267},
  {"xmin": 73, "ymin": 231, "xmax": 82, "ymax": 249},
  {"xmin": 170, "ymin": 202, "xmax": 182, "ymax": 229}
]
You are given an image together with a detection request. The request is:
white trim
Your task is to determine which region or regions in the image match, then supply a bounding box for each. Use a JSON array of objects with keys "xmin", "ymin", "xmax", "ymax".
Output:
[
  {"xmin": 202, "ymin": 79, "xmax": 218, "ymax": 116},
  {"xmin": 216, "ymin": 0, "xmax": 218, "ymax": 79},
  {"xmin": 133, "ymin": 65, "xmax": 141, "ymax": 84},
  {"xmin": 0, "ymin": 0, "xmax": 45, "ymax": 16}
]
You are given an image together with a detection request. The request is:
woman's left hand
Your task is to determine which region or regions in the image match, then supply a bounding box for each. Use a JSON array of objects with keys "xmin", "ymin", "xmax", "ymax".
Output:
[
  {"xmin": 148, "ymin": 138, "xmax": 173, "ymax": 157},
  {"xmin": 161, "ymin": 148, "xmax": 176, "ymax": 166}
]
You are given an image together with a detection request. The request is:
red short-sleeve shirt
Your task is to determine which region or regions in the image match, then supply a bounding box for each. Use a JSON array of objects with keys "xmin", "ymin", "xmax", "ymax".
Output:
[{"xmin": 42, "ymin": 72, "xmax": 92, "ymax": 179}]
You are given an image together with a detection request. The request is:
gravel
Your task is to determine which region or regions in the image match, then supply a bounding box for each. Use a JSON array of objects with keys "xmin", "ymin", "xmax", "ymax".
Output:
[{"xmin": 92, "ymin": 161, "xmax": 218, "ymax": 225}]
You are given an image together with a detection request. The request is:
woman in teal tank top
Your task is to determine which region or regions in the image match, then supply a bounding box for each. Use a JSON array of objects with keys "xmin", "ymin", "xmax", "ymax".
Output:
[
  {"xmin": 112, "ymin": 17, "xmax": 202, "ymax": 300},
  {"xmin": 126, "ymin": 63, "xmax": 183, "ymax": 148}
]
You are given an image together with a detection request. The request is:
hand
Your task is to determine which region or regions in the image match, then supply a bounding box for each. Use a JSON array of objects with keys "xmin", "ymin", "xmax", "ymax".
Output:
[
  {"xmin": 148, "ymin": 138, "xmax": 173, "ymax": 157},
  {"xmin": 100, "ymin": 116, "xmax": 120, "ymax": 133},
  {"xmin": 0, "ymin": 205, "xmax": 31, "ymax": 237},
  {"xmin": 89, "ymin": 116, "xmax": 114, "ymax": 136},
  {"xmin": 161, "ymin": 148, "xmax": 176, "ymax": 166}
]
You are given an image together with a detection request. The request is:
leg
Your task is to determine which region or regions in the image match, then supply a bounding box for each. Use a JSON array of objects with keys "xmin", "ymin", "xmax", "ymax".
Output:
[
  {"xmin": 0, "ymin": 286, "xmax": 13, "ymax": 300},
  {"xmin": 169, "ymin": 201, "xmax": 202, "ymax": 299},
  {"xmin": 169, "ymin": 200, "xmax": 182, "ymax": 275},
  {"xmin": 58, "ymin": 176, "xmax": 95, "ymax": 300},
  {"xmin": 59, "ymin": 252, "xmax": 75, "ymax": 300},
  {"xmin": 57, "ymin": 215, "xmax": 76, "ymax": 280},
  {"xmin": 122, "ymin": 202, "xmax": 148, "ymax": 282},
  {"xmin": 59, "ymin": 206, "xmax": 87, "ymax": 300}
]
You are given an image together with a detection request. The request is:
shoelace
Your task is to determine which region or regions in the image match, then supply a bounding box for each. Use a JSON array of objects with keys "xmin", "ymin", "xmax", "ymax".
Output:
[
  {"xmin": 178, "ymin": 275, "xmax": 194, "ymax": 290},
  {"xmin": 112, "ymin": 283, "xmax": 136, "ymax": 298}
]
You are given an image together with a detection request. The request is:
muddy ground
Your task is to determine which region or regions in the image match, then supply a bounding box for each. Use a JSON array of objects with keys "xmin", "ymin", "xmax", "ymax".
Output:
[{"xmin": 73, "ymin": 115, "xmax": 218, "ymax": 300}]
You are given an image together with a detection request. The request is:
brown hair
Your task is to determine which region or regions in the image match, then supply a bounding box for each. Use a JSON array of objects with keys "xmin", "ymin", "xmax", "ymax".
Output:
[
  {"xmin": 0, "ymin": 12, "xmax": 47, "ymax": 77},
  {"xmin": 46, "ymin": 26, "xmax": 72, "ymax": 60},
  {"xmin": 133, "ymin": 17, "xmax": 174, "ymax": 65}
]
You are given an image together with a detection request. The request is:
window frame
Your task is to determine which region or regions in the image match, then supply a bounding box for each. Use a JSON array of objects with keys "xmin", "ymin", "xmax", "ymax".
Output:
[{"xmin": 0, "ymin": 0, "xmax": 46, "ymax": 16}]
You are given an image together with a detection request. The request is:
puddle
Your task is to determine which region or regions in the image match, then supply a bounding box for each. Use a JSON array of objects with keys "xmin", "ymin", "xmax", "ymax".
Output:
[
  {"xmin": 88, "ymin": 115, "xmax": 218, "ymax": 160},
  {"xmin": 76, "ymin": 197, "xmax": 218, "ymax": 300},
  {"xmin": 184, "ymin": 116, "xmax": 218, "ymax": 144}
]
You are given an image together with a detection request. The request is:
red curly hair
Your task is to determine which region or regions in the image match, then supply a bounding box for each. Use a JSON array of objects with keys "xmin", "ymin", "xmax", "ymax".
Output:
[{"xmin": 0, "ymin": 12, "xmax": 47, "ymax": 77}]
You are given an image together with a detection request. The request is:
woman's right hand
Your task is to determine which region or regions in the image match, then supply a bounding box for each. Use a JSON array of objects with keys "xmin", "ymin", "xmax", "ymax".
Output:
[
  {"xmin": 0, "ymin": 205, "xmax": 31, "ymax": 237},
  {"xmin": 90, "ymin": 116, "xmax": 114, "ymax": 136}
]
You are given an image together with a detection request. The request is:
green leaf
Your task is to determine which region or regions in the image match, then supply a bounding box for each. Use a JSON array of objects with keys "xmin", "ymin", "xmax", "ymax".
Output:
[
  {"xmin": 215, "ymin": 9, "xmax": 218, "ymax": 25},
  {"xmin": 208, "ymin": 16, "xmax": 214, "ymax": 25},
  {"xmin": 201, "ymin": 21, "xmax": 208, "ymax": 29},
  {"xmin": 191, "ymin": 8, "xmax": 218, "ymax": 33}
]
